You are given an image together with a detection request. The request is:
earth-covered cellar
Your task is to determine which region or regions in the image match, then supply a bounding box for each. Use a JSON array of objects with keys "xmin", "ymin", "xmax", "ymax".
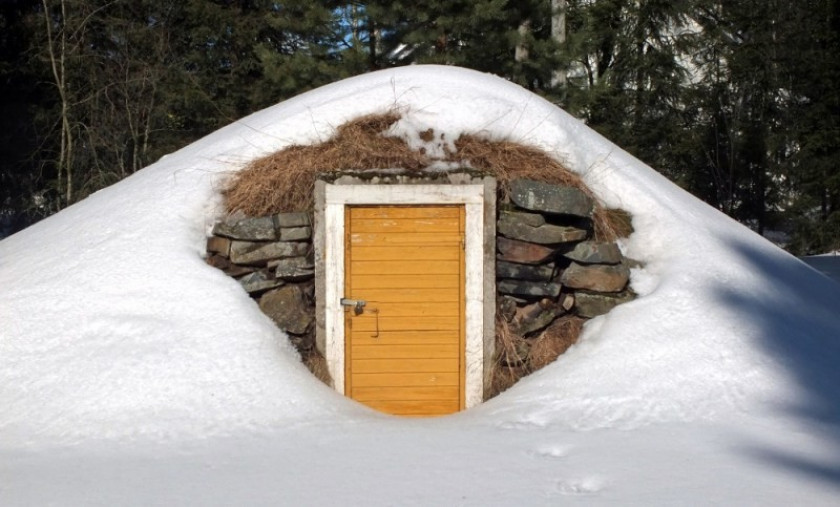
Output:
[{"xmin": 206, "ymin": 112, "xmax": 637, "ymax": 416}]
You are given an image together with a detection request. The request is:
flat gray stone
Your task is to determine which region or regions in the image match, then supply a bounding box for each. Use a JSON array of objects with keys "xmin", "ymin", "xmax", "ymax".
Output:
[
  {"xmin": 562, "ymin": 241, "xmax": 623, "ymax": 264},
  {"xmin": 259, "ymin": 285, "xmax": 313, "ymax": 335},
  {"xmin": 207, "ymin": 253, "xmax": 255, "ymax": 276},
  {"xmin": 560, "ymin": 262, "xmax": 629, "ymax": 293},
  {"xmin": 230, "ymin": 241, "xmax": 309, "ymax": 265},
  {"xmin": 274, "ymin": 212, "xmax": 311, "ymax": 228},
  {"xmin": 224, "ymin": 264, "xmax": 256, "ymax": 277},
  {"xmin": 206, "ymin": 254, "xmax": 230, "ymax": 271},
  {"xmin": 272, "ymin": 256, "xmax": 315, "ymax": 281},
  {"xmin": 213, "ymin": 215, "xmax": 277, "ymax": 241},
  {"xmin": 238, "ymin": 270, "xmax": 283, "ymax": 293},
  {"xmin": 496, "ymin": 261, "xmax": 555, "ymax": 281},
  {"xmin": 512, "ymin": 303, "xmax": 564, "ymax": 335},
  {"xmin": 279, "ymin": 226, "xmax": 312, "ymax": 241},
  {"xmin": 499, "ymin": 210, "xmax": 545, "ymax": 228},
  {"xmin": 497, "ymin": 237, "xmax": 555, "ymax": 264},
  {"xmin": 624, "ymin": 257, "xmax": 644, "ymax": 269},
  {"xmin": 206, "ymin": 236, "xmax": 231, "ymax": 256},
  {"xmin": 510, "ymin": 179, "xmax": 594, "ymax": 217},
  {"xmin": 575, "ymin": 291, "xmax": 635, "ymax": 318},
  {"xmin": 498, "ymin": 279, "xmax": 561, "ymax": 298},
  {"xmin": 498, "ymin": 213, "xmax": 587, "ymax": 244}
]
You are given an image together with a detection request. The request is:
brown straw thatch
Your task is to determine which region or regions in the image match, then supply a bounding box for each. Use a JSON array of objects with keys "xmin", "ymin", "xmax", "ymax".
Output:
[{"xmin": 223, "ymin": 111, "xmax": 631, "ymax": 241}]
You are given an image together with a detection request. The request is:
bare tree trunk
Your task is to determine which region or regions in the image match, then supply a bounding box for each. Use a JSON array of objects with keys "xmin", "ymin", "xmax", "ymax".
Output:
[
  {"xmin": 435, "ymin": 31, "xmax": 448, "ymax": 60},
  {"xmin": 140, "ymin": 80, "xmax": 156, "ymax": 172},
  {"xmin": 515, "ymin": 19, "xmax": 531, "ymax": 62},
  {"xmin": 367, "ymin": 18, "xmax": 379, "ymax": 69},
  {"xmin": 349, "ymin": 4, "xmax": 360, "ymax": 46},
  {"xmin": 41, "ymin": 0, "xmax": 73, "ymax": 206},
  {"xmin": 551, "ymin": 0, "xmax": 567, "ymax": 87}
]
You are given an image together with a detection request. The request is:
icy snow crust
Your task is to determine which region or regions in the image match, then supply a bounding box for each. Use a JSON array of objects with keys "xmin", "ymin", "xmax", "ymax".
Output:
[{"xmin": 3, "ymin": 66, "xmax": 840, "ymax": 504}]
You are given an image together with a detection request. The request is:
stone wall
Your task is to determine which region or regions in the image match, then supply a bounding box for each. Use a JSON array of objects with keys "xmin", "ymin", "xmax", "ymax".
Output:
[
  {"xmin": 206, "ymin": 177, "xmax": 637, "ymax": 398},
  {"xmin": 206, "ymin": 212, "xmax": 318, "ymax": 362},
  {"xmin": 491, "ymin": 179, "xmax": 635, "ymax": 393}
]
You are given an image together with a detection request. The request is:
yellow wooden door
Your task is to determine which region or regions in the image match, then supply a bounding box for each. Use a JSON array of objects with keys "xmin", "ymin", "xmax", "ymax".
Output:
[{"xmin": 344, "ymin": 205, "xmax": 465, "ymax": 416}]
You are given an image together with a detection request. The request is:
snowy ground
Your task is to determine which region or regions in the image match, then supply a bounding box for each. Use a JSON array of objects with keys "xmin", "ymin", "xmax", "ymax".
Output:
[{"xmin": 2, "ymin": 66, "xmax": 840, "ymax": 505}]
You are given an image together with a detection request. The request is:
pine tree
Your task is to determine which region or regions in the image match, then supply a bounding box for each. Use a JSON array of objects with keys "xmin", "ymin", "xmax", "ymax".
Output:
[
  {"xmin": 0, "ymin": 0, "xmax": 43, "ymax": 234},
  {"xmin": 362, "ymin": 0, "xmax": 562, "ymax": 89},
  {"xmin": 5, "ymin": 0, "xmax": 838, "ymax": 252},
  {"xmin": 781, "ymin": 0, "xmax": 840, "ymax": 253},
  {"xmin": 561, "ymin": 0, "xmax": 693, "ymax": 183},
  {"xmin": 688, "ymin": 0, "xmax": 831, "ymax": 239}
]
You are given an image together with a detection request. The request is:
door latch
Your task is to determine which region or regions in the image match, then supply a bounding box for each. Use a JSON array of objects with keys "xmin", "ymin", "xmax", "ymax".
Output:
[{"xmin": 340, "ymin": 298, "xmax": 366, "ymax": 315}]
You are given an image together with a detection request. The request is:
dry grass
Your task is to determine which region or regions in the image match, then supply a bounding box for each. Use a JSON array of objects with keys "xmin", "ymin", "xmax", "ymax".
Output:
[
  {"xmin": 223, "ymin": 111, "xmax": 625, "ymax": 241},
  {"xmin": 495, "ymin": 315, "xmax": 525, "ymax": 367},
  {"xmin": 601, "ymin": 208, "xmax": 634, "ymax": 238},
  {"xmin": 453, "ymin": 136, "xmax": 591, "ymax": 203},
  {"xmin": 487, "ymin": 313, "xmax": 586, "ymax": 398},
  {"xmin": 224, "ymin": 112, "xmax": 429, "ymax": 215},
  {"xmin": 488, "ymin": 316, "xmax": 526, "ymax": 398},
  {"xmin": 489, "ymin": 364, "xmax": 527, "ymax": 399},
  {"xmin": 528, "ymin": 316, "xmax": 584, "ymax": 370},
  {"xmin": 302, "ymin": 349, "xmax": 333, "ymax": 386}
]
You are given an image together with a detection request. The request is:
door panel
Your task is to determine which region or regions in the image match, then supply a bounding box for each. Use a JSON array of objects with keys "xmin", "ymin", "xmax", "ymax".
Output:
[
  {"xmin": 352, "ymin": 372, "xmax": 460, "ymax": 388},
  {"xmin": 344, "ymin": 205, "xmax": 465, "ymax": 416},
  {"xmin": 349, "ymin": 246, "xmax": 461, "ymax": 261},
  {"xmin": 351, "ymin": 343, "xmax": 460, "ymax": 359}
]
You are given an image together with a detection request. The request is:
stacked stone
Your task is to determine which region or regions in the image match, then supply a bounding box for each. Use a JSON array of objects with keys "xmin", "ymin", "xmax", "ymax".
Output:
[
  {"xmin": 204, "ymin": 177, "xmax": 638, "ymax": 396},
  {"xmin": 206, "ymin": 211, "xmax": 315, "ymax": 351},
  {"xmin": 496, "ymin": 179, "xmax": 635, "ymax": 343}
]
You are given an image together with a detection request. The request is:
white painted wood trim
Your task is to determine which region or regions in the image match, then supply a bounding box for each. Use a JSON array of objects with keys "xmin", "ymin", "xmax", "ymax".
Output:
[
  {"xmin": 326, "ymin": 184, "xmax": 485, "ymax": 205},
  {"xmin": 324, "ymin": 200, "xmax": 345, "ymax": 394},
  {"xmin": 463, "ymin": 199, "xmax": 484, "ymax": 408},
  {"xmin": 324, "ymin": 184, "xmax": 485, "ymax": 409}
]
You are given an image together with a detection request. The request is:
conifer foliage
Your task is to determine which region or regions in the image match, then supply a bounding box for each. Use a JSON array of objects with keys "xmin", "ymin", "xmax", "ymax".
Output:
[{"xmin": 0, "ymin": 0, "xmax": 837, "ymax": 253}]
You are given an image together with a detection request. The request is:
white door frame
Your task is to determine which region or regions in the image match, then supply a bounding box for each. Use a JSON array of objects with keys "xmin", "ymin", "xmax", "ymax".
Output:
[{"xmin": 324, "ymin": 184, "xmax": 486, "ymax": 409}]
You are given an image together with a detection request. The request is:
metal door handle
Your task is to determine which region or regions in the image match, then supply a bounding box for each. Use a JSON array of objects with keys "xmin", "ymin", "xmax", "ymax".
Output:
[{"xmin": 340, "ymin": 298, "xmax": 366, "ymax": 315}]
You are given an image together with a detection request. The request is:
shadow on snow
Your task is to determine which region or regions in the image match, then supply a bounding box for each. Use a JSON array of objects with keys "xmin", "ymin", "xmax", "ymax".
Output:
[{"xmin": 718, "ymin": 238, "xmax": 840, "ymax": 488}]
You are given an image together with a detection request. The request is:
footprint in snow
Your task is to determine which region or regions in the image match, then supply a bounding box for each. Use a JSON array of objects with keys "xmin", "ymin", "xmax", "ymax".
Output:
[
  {"xmin": 528, "ymin": 444, "xmax": 571, "ymax": 459},
  {"xmin": 555, "ymin": 476, "xmax": 607, "ymax": 495}
]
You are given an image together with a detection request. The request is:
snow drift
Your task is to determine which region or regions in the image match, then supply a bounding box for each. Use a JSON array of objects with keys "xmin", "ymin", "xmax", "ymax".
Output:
[{"xmin": 2, "ymin": 66, "xmax": 840, "ymax": 505}]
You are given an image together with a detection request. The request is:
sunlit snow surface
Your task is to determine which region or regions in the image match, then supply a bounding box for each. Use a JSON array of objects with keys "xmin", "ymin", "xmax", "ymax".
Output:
[{"xmin": 2, "ymin": 66, "xmax": 840, "ymax": 505}]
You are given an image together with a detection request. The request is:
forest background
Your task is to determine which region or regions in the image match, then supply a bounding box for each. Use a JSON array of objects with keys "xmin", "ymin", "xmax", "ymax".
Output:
[{"xmin": 0, "ymin": 0, "xmax": 837, "ymax": 254}]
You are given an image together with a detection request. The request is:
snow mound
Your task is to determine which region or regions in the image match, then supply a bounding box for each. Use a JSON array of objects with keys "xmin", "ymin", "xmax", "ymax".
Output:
[{"xmin": 2, "ymin": 65, "xmax": 840, "ymax": 451}]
